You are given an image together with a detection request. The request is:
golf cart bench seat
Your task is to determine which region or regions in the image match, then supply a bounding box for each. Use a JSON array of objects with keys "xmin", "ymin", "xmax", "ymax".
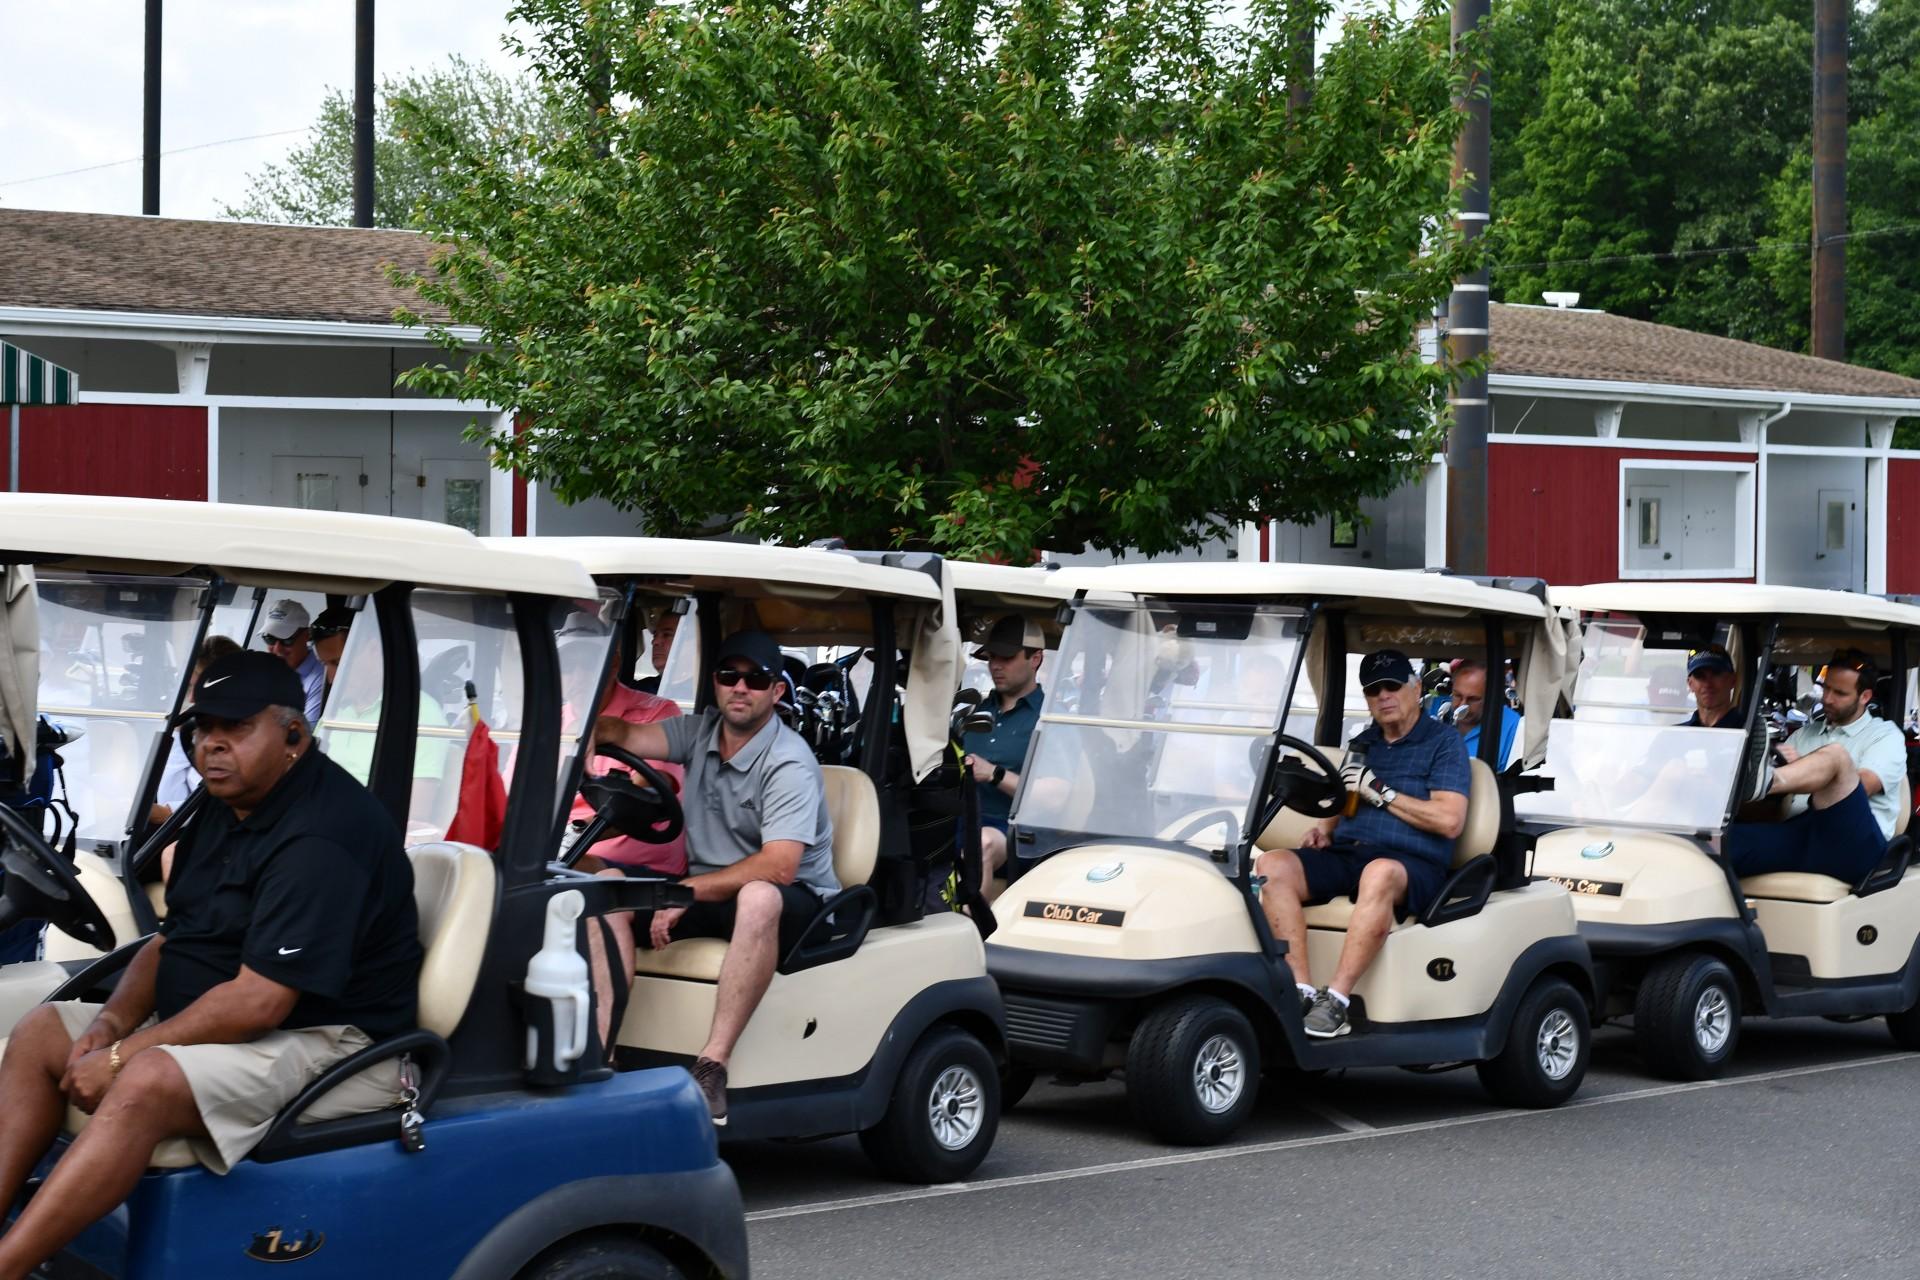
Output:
[
  {"xmin": 1291, "ymin": 759, "xmax": 1500, "ymax": 931},
  {"xmin": 631, "ymin": 765, "xmax": 880, "ymax": 982},
  {"xmin": 1738, "ymin": 778, "xmax": 1912, "ymax": 905},
  {"xmin": 58, "ymin": 841, "xmax": 495, "ymax": 1170}
]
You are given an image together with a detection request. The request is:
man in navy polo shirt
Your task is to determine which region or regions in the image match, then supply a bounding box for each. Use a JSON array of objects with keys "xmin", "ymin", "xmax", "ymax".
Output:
[
  {"xmin": 1253, "ymin": 649, "xmax": 1471, "ymax": 1038},
  {"xmin": 1680, "ymin": 644, "xmax": 1744, "ymax": 728},
  {"xmin": 962, "ymin": 615, "xmax": 1045, "ymax": 896}
]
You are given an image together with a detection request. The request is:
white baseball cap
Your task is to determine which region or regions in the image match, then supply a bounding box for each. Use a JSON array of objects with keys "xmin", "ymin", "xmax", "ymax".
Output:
[{"xmin": 260, "ymin": 599, "xmax": 313, "ymax": 642}]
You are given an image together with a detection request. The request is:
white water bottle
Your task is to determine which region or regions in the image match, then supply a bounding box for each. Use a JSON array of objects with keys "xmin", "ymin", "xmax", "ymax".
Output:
[{"xmin": 524, "ymin": 889, "xmax": 590, "ymax": 1075}]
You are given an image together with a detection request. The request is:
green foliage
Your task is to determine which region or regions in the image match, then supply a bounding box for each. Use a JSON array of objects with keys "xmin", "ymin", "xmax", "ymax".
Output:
[
  {"xmin": 1489, "ymin": 0, "xmax": 1920, "ymax": 380},
  {"xmin": 223, "ymin": 56, "xmax": 560, "ymax": 229},
  {"xmin": 393, "ymin": 0, "xmax": 1479, "ymax": 559}
]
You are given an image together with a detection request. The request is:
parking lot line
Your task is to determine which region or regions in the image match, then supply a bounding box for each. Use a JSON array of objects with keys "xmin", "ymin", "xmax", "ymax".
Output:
[{"xmin": 745, "ymin": 1051, "xmax": 1917, "ymax": 1223}]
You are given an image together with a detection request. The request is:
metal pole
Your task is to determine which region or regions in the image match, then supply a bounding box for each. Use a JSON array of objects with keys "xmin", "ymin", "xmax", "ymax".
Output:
[
  {"xmin": 352, "ymin": 0, "xmax": 376, "ymax": 228},
  {"xmin": 1445, "ymin": 0, "xmax": 1491, "ymax": 575},
  {"xmin": 1811, "ymin": 0, "xmax": 1847, "ymax": 361},
  {"xmin": 142, "ymin": 0, "xmax": 162, "ymax": 216}
]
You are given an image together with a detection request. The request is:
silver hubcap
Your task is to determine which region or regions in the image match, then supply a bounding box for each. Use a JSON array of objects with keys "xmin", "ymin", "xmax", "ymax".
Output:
[
  {"xmin": 1695, "ymin": 985, "xmax": 1733, "ymax": 1056},
  {"xmin": 927, "ymin": 1065, "xmax": 985, "ymax": 1151},
  {"xmin": 1193, "ymin": 1034, "xmax": 1246, "ymax": 1114},
  {"xmin": 1535, "ymin": 1008, "xmax": 1578, "ymax": 1080}
]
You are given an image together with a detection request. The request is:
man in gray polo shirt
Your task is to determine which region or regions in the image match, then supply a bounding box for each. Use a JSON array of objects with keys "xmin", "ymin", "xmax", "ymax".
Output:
[{"xmin": 593, "ymin": 629, "xmax": 836, "ymax": 1125}]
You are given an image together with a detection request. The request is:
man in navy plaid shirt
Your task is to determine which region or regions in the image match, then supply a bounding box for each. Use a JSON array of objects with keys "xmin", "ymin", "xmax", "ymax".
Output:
[{"xmin": 1254, "ymin": 649, "xmax": 1472, "ymax": 1038}]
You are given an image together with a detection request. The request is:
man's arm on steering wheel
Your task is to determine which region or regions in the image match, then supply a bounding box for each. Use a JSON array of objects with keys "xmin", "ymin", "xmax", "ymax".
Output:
[{"xmin": 594, "ymin": 715, "xmax": 671, "ymax": 761}]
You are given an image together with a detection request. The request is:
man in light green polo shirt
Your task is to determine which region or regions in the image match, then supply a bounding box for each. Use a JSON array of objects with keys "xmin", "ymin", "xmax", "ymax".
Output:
[{"xmin": 1779, "ymin": 650, "xmax": 1909, "ymax": 838}]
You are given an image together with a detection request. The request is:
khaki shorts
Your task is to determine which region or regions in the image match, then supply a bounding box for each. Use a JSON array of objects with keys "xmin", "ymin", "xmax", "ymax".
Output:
[{"xmin": 50, "ymin": 1001, "xmax": 404, "ymax": 1175}]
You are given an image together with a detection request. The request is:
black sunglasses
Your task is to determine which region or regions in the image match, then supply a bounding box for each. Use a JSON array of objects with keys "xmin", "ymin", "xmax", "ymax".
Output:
[
  {"xmin": 713, "ymin": 668, "xmax": 776, "ymax": 691},
  {"xmin": 1363, "ymin": 681, "xmax": 1406, "ymax": 696}
]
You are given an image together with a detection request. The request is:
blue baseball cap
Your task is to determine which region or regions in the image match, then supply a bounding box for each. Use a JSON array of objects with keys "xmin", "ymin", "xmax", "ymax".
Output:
[{"xmin": 1687, "ymin": 645, "xmax": 1734, "ymax": 677}]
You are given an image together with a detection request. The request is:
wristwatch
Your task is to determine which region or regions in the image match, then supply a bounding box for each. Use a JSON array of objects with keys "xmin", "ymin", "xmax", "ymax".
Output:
[
  {"xmin": 991, "ymin": 764, "xmax": 1006, "ymax": 785},
  {"xmin": 1381, "ymin": 786, "xmax": 1400, "ymax": 807}
]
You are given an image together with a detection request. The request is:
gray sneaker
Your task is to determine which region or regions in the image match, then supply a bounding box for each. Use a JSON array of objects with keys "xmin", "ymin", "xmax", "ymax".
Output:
[
  {"xmin": 1303, "ymin": 989, "xmax": 1352, "ymax": 1039},
  {"xmin": 691, "ymin": 1056, "xmax": 729, "ymax": 1126}
]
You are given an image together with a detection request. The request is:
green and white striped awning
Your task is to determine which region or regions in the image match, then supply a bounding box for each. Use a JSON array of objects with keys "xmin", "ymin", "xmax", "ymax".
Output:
[{"xmin": 1, "ymin": 342, "xmax": 78, "ymax": 406}]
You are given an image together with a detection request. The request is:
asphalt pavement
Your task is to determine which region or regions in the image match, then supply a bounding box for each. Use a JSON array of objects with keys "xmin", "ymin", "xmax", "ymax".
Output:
[{"xmin": 735, "ymin": 1019, "xmax": 1920, "ymax": 1280}]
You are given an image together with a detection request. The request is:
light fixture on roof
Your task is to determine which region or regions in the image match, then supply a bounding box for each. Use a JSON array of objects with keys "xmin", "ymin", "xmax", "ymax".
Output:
[{"xmin": 1542, "ymin": 291, "xmax": 1582, "ymax": 309}]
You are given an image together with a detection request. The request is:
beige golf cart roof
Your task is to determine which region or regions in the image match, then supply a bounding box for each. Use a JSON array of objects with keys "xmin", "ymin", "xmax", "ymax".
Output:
[
  {"xmin": 1052, "ymin": 563, "xmax": 1549, "ymax": 619},
  {"xmin": 1554, "ymin": 582, "xmax": 1920, "ymax": 633},
  {"xmin": 0, "ymin": 494, "xmax": 598, "ymax": 598},
  {"xmin": 947, "ymin": 561, "xmax": 1074, "ymax": 609},
  {"xmin": 509, "ymin": 537, "xmax": 959, "ymax": 782}
]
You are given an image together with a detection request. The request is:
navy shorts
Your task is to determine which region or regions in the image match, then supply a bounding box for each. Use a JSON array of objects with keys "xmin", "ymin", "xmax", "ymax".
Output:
[
  {"xmin": 1726, "ymin": 783, "xmax": 1886, "ymax": 882},
  {"xmin": 1295, "ymin": 841, "xmax": 1449, "ymax": 917}
]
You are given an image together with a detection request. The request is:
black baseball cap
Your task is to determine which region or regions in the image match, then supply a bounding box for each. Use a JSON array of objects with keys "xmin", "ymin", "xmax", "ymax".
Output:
[
  {"xmin": 1358, "ymin": 649, "xmax": 1415, "ymax": 692},
  {"xmin": 972, "ymin": 614, "xmax": 1046, "ymax": 660},
  {"xmin": 172, "ymin": 651, "xmax": 307, "ymax": 726},
  {"xmin": 713, "ymin": 629, "xmax": 783, "ymax": 677},
  {"xmin": 1686, "ymin": 644, "xmax": 1734, "ymax": 676},
  {"xmin": 310, "ymin": 606, "xmax": 356, "ymax": 638}
]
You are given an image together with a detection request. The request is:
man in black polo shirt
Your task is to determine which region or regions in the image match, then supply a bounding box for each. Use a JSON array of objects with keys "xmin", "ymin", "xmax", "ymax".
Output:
[{"xmin": 0, "ymin": 652, "xmax": 420, "ymax": 1276}]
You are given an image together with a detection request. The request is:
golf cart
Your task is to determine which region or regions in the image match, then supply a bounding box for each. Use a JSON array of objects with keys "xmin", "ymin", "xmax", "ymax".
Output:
[
  {"xmin": 1524, "ymin": 582, "xmax": 1920, "ymax": 1079},
  {"xmin": 986, "ymin": 563, "xmax": 1595, "ymax": 1144},
  {"xmin": 514, "ymin": 537, "xmax": 1006, "ymax": 1183},
  {"xmin": 0, "ymin": 495, "xmax": 747, "ymax": 1279}
]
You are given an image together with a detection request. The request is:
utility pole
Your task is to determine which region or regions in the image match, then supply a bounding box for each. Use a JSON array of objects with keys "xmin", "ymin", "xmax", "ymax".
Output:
[
  {"xmin": 1445, "ymin": 0, "xmax": 1492, "ymax": 575},
  {"xmin": 1811, "ymin": 0, "xmax": 1847, "ymax": 361},
  {"xmin": 352, "ymin": 0, "xmax": 376, "ymax": 228},
  {"xmin": 142, "ymin": 0, "xmax": 161, "ymax": 215},
  {"xmin": 1288, "ymin": 2, "xmax": 1314, "ymax": 114}
]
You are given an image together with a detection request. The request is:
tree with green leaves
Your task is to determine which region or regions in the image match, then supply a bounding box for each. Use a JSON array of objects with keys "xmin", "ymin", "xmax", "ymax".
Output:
[
  {"xmin": 393, "ymin": 0, "xmax": 1480, "ymax": 559},
  {"xmin": 223, "ymin": 56, "xmax": 559, "ymax": 229}
]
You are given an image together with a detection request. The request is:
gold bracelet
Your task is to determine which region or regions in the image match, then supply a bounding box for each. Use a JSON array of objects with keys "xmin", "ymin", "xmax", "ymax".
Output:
[{"xmin": 108, "ymin": 1040, "xmax": 124, "ymax": 1075}]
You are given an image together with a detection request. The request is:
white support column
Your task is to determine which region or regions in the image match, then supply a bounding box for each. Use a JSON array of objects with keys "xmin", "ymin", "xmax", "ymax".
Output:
[
  {"xmin": 171, "ymin": 343, "xmax": 213, "ymax": 397},
  {"xmin": 1868, "ymin": 416, "xmax": 1897, "ymax": 452},
  {"xmin": 7, "ymin": 405, "xmax": 17, "ymax": 493},
  {"xmin": 1423, "ymin": 456, "xmax": 1449, "ymax": 568},
  {"xmin": 1868, "ymin": 453, "xmax": 1889, "ymax": 594},
  {"xmin": 205, "ymin": 405, "xmax": 220, "ymax": 503},
  {"xmin": 487, "ymin": 409, "xmax": 516, "ymax": 538},
  {"xmin": 1594, "ymin": 403, "xmax": 1624, "ymax": 439},
  {"xmin": 1233, "ymin": 521, "xmax": 1261, "ymax": 562},
  {"xmin": 524, "ymin": 480, "xmax": 539, "ymax": 536}
]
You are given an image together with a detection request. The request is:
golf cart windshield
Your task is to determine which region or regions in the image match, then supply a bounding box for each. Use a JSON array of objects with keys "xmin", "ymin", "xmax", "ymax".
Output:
[
  {"xmin": 1012, "ymin": 600, "xmax": 1305, "ymax": 867},
  {"xmin": 1514, "ymin": 617, "xmax": 1743, "ymax": 832},
  {"xmin": 37, "ymin": 573, "xmax": 205, "ymax": 847}
]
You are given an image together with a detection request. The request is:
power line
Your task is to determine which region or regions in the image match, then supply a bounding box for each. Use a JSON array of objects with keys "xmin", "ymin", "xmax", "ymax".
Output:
[
  {"xmin": 0, "ymin": 127, "xmax": 309, "ymax": 190},
  {"xmin": 1490, "ymin": 223, "xmax": 1920, "ymax": 274}
]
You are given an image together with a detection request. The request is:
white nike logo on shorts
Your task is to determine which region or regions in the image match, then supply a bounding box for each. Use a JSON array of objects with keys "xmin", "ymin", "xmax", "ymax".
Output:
[{"xmin": 278, "ymin": 946, "xmax": 302, "ymax": 955}]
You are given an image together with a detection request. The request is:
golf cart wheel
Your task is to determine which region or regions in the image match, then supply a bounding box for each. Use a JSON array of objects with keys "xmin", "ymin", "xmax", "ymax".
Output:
[
  {"xmin": 1001, "ymin": 1063, "xmax": 1037, "ymax": 1112},
  {"xmin": 1125, "ymin": 995, "xmax": 1261, "ymax": 1146},
  {"xmin": 859, "ymin": 1025, "xmax": 1000, "ymax": 1183},
  {"xmin": 1885, "ymin": 1002, "xmax": 1920, "ymax": 1049},
  {"xmin": 1475, "ymin": 976, "xmax": 1589, "ymax": 1108},
  {"xmin": 1635, "ymin": 952, "xmax": 1740, "ymax": 1080},
  {"xmin": 518, "ymin": 1232, "xmax": 685, "ymax": 1279}
]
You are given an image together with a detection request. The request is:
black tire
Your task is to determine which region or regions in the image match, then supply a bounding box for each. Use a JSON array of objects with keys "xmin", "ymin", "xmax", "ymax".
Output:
[
  {"xmin": 1125, "ymin": 995, "xmax": 1261, "ymax": 1146},
  {"xmin": 1475, "ymin": 976, "xmax": 1589, "ymax": 1108},
  {"xmin": 517, "ymin": 1233, "xmax": 686, "ymax": 1280},
  {"xmin": 858, "ymin": 1026, "xmax": 1000, "ymax": 1183},
  {"xmin": 1001, "ymin": 1063, "xmax": 1037, "ymax": 1112},
  {"xmin": 1634, "ymin": 952, "xmax": 1741, "ymax": 1080},
  {"xmin": 1886, "ymin": 1002, "xmax": 1920, "ymax": 1049}
]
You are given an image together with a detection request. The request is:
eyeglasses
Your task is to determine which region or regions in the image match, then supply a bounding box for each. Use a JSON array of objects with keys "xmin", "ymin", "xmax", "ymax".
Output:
[
  {"xmin": 1363, "ymin": 681, "xmax": 1405, "ymax": 696},
  {"xmin": 713, "ymin": 668, "xmax": 776, "ymax": 691},
  {"xmin": 262, "ymin": 635, "xmax": 303, "ymax": 650}
]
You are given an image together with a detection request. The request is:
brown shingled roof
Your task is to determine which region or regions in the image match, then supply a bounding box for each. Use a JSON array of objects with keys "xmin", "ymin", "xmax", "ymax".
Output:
[
  {"xmin": 1490, "ymin": 301, "xmax": 1920, "ymax": 399},
  {"xmin": 0, "ymin": 207, "xmax": 446, "ymax": 326}
]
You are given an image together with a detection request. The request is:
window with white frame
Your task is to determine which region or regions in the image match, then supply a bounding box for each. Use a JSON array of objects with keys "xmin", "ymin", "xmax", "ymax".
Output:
[{"xmin": 1619, "ymin": 460, "xmax": 1756, "ymax": 579}]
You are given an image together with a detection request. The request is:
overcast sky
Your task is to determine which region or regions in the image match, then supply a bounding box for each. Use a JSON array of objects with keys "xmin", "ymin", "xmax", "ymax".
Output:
[
  {"xmin": 1, "ymin": 1, "xmax": 1372, "ymax": 224},
  {"xmin": 0, "ymin": 1, "xmax": 526, "ymax": 220}
]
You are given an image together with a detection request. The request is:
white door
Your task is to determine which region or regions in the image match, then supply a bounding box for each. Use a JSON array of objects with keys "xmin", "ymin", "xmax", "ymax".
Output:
[
  {"xmin": 1815, "ymin": 486, "xmax": 1863, "ymax": 590},
  {"xmin": 272, "ymin": 456, "xmax": 368, "ymax": 514},
  {"xmin": 1627, "ymin": 484, "xmax": 1674, "ymax": 572},
  {"xmin": 423, "ymin": 459, "xmax": 489, "ymax": 534}
]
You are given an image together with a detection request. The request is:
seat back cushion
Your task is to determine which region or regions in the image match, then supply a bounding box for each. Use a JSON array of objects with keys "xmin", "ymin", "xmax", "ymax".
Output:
[
  {"xmin": 1455, "ymin": 758, "xmax": 1500, "ymax": 868},
  {"xmin": 820, "ymin": 765, "xmax": 880, "ymax": 888},
  {"xmin": 1898, "ymin": 776, "xmax": 1912, "ymax": 838},
  {"xmin": 409, "ymin": 841, "xmax": 498, "ymax": 1038}
]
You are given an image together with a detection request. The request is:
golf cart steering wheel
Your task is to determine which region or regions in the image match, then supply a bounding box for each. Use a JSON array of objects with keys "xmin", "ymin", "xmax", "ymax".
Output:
[
  {"xmin": 573, "ymin": 743, "xmax": 686, "ymax": 857},
  {"xmin": 0, "ymin": 805, "xmax": 115, "ymax": 953},
  {"xmin": 1268, "ymin": 733, "xmax": 1348, "ymax": 819}
]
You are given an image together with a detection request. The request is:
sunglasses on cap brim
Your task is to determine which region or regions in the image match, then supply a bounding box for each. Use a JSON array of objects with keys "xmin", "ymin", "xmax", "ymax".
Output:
[{"xmin": 713, "ymin": 668, "xmax": 777, "ymax": 691}]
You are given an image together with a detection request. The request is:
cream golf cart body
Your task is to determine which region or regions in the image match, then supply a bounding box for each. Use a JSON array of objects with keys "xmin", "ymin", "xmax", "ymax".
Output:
[
  {"xmin": 1524, "ymin": 581, "xmax": 1920, "ymax": 1079},
  {"xmin": 985, "ymin": 563, "xmax": 1594, "ymax": 1145},
  {"xmin": 0, "ymin": 494, "xmax": 751, "ymax": 1280},
  {"xmin": 509, "ymin": 537, "xmax": 1007, "ymax": 1183}
]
